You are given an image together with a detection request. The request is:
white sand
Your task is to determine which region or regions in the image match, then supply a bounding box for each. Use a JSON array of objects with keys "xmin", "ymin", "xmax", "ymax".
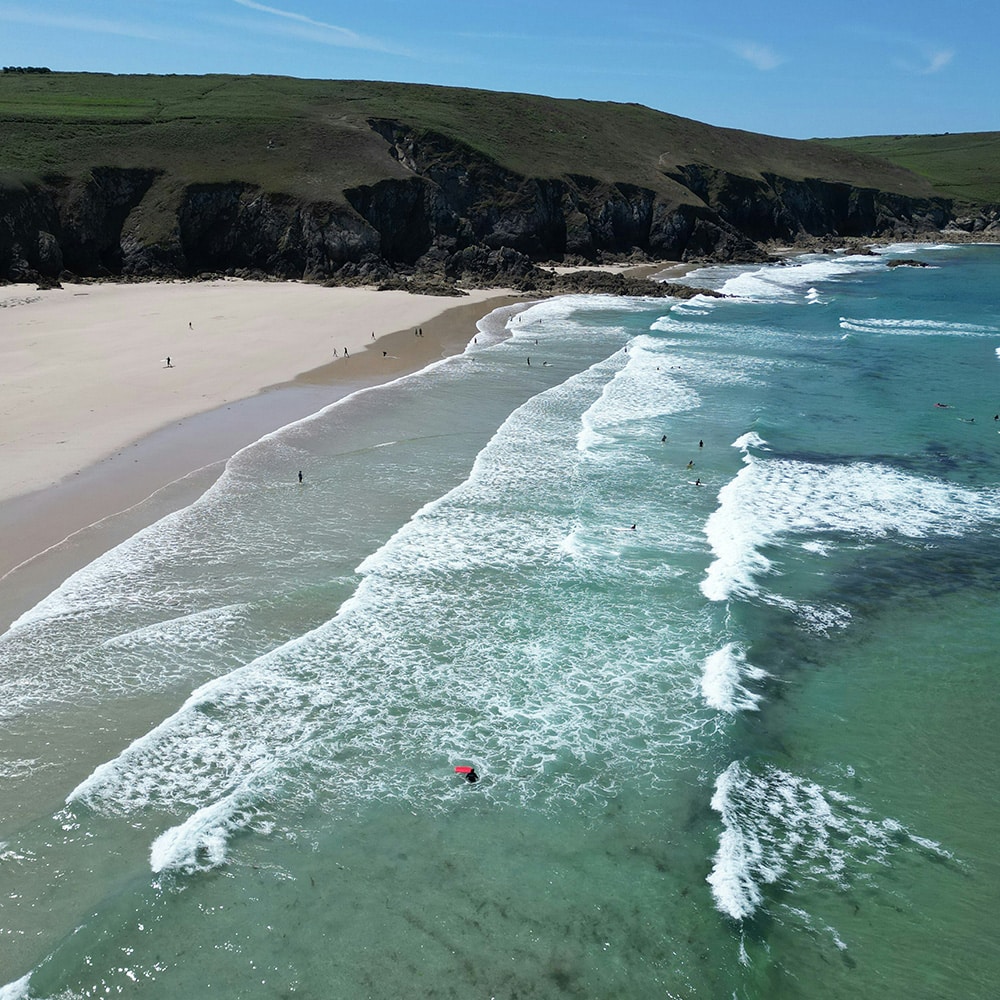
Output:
[{"xmin": 0, "ymin": 279, "xmax": 513, "ymax": 503}]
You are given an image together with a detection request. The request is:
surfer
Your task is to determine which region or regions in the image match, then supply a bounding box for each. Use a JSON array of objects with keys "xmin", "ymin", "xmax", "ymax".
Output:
[
  {"xmin": 455, "ymin": 765, "xmax": 479, "ymax": 783},
  {"xmin": 298, "ymin": 470, "xmax": 303, "ymax": 483},
  {"xmin": 686, "ymin": 460, "xmax": 694, "ymax": 469},
  {"xmin": 661, "ymin": 434, "xmax": 666, "ymax": 442},
  {"xmin": 695, "ymin": 478, "xmax": 702, "ymax": 486}
]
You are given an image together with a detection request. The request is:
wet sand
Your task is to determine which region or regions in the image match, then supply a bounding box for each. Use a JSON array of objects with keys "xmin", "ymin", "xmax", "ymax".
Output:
[{"xmin": 0, "ymin": 284, "xmax": 525, "ymax": 630}]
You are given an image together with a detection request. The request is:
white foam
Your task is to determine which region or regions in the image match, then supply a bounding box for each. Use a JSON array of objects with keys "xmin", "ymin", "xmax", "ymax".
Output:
[
  {"xmin": 62, "ymin": 341, "xmax": 715, "ymax": 871},
  {"xmin": 700, "ymin": 643, "xmax": 769, "ymax": 712},
  {"xmin": 839, "ymin": 316, "xmax": 998, "ymax": 337},
  {"xmin": 707, "ymin": 760, "xmax": 955, "ymax": 922},
  {"xmin": 668, "ymin": 293, "xmax": 719, "ymax": 316},
  {"xmin": 149, "ymin": 787, "xmax": 252, "ymax": 874},
  {"xmin": 707, "ymin": 761, "xmax": 765, "ymax": 920},
  {"xmin": 717, "ymin": 255, "xmax": 882, "ymax": 303},
  {"xmin": 575, "ymin": 342, "xmax": 700, "ymax": 454},
  {"xmin": 800, "ymin": 540, "xmax": 830, "ymax": 556},
  {"xmin": 701, "ymin": 433, "xmax": 1000, "ymax": 604},
  {"xmin": 0, "ymin": 975, "xmax": 31, "ymax": 1000}
]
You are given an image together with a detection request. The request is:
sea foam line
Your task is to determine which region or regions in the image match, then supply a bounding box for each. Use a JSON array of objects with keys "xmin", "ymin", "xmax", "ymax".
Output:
[
  {"xmin": 700, "ymin": 643, "xmax": 768, "ymax": 713},
  {"xmin": 64, "ymin": 342, "xmax": 714, "ymax": 876},
  {"xmin": 839, "ymin": 316, "xmax": 998, "ymax": 337},
  {"xmin": 700, "ymin": 432, "xmax": 1000, "ymax": 605},
  {"xmin": 707, "ymin": 760, "xmax": 955, "ymax": 923}
]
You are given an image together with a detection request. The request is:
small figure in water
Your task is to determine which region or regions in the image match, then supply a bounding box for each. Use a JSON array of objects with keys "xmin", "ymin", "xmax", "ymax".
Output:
[
  {"xmin": 695, "ymin": 478, "xmax": 702, "ymax": 486},
  {"xmin": 699, "ymin": 439, "xmax": 704, "ymax": 448},
  {"xmin": 686, "ymin": 460, "xmax": 694, "ymax": 469},
  {"xmin": 661, "ymin": 434, "xmax": 667, "ymax": 442},
  {"xmin": 527, "ymin": 357, "xmax": 531, "ymax": 366},
  {"xmin": 165, "ymin": 356, "xmax": 172, "ymax": 368},
  {"xmin": 466, "ymin": 768, "xmax": 479, "ymax": 783},
  {"xmin": 630, "ymin": 523, "xmax": 636, "ymax": 530},
  {"xmin": 298, "ymin": 470, "xmax": 303, "ymax": 483}
]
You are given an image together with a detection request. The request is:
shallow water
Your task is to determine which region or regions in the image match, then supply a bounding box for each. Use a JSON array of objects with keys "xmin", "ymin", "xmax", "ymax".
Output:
[{"xmin": 1, "ymin": 245, "xmax": 998, "ymax": 998}]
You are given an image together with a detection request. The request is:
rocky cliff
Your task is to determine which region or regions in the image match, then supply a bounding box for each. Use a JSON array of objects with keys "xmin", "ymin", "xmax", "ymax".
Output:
[{"xmin": 0, "ymin": 113, "xmax": 973, "ymax": 286}]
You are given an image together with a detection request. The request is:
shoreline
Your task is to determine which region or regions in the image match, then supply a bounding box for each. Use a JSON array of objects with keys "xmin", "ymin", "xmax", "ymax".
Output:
[
  {"xmin": 0, "ymin": 287, "xmax": 525, "ymax": 631},
  {"xmin": 0, "ymin": 241, "xmax": 969, "ymax": 632}
]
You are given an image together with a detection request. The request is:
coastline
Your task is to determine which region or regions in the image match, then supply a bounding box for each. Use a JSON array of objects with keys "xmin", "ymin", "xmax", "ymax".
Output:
[
  {"xmin": 0, "ymin": 285, "xmax": 525, "ymax": 631},
  {"xmin": 0, "ymin": 241, "xmax": 963, "ymax": 631}
]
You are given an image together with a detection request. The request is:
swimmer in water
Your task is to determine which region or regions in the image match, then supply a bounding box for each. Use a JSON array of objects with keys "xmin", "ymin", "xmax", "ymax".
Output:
[{"xmin": 466, "ymin": 768, "xmax": 479, "ymax": 783}]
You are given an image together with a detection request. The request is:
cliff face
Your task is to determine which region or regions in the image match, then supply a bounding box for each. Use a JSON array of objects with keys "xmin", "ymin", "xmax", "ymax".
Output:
[{"xmin": 0, "ymin": 119, "xmax": 962, "ymax": 284}]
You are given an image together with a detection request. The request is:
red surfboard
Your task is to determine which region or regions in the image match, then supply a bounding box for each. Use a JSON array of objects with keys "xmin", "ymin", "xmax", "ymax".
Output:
[{"xmin": 454, "ymin": 766, "xmax": 473, "ymax": 774}]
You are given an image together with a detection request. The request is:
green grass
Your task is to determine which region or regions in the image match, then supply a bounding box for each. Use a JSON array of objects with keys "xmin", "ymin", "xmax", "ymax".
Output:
[
  {"xmin": 2, "ymin": 72, "xmax": 987, "ymax": 231},
  {"xmin": 821, "ymin": 132, "xmax": 1000, "ymax": 205}
]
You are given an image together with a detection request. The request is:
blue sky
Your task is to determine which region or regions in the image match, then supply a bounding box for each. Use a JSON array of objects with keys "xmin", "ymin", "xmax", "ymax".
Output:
[{"xmin": 3, "ymin": 0, "xmax": 995, "ymax": 139}]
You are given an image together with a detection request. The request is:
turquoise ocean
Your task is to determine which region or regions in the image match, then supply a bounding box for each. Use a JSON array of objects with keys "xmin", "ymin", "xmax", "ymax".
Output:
[{"xmin": 1, "ymin": 244, "xmax": 998, "ymax": 998}]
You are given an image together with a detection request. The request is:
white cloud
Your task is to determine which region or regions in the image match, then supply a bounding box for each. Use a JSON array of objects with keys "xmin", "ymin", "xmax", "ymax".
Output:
[
  {"xmin": 0, "ymin": 4, "xmax": 162, "ymax": 40},
  {"xmin": 231, "ymin": 0, "xmax": 401, "ymax": 54},
  {"xmin": 922, "ymin": 48, "xmax": 954, "ymax": 74},
  {"xmin": 728, "ymin": 40, "xmax": 783, "ymax": 72}
]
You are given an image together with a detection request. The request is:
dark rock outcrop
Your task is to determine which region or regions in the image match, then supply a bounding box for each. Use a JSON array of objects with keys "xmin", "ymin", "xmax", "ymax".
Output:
[{"xmin": 0, "ymin": 118, "xmax": 976, "ymax": 286}]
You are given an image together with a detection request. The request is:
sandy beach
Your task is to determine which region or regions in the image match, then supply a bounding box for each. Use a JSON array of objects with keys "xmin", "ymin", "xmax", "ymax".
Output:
[{"xmin": 0, "ymin": 279, "xmax": 523, "ymax": 628}]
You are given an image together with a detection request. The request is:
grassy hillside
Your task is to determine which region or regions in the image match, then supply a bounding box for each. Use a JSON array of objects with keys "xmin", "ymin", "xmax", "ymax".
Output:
[
  {"xmin": 822, "ymin": 132, "xmax": 1000, "ymax": 205},
  {"xmin": 0, "ymin": 72, "xmax": 945, "ymax": 207}
]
